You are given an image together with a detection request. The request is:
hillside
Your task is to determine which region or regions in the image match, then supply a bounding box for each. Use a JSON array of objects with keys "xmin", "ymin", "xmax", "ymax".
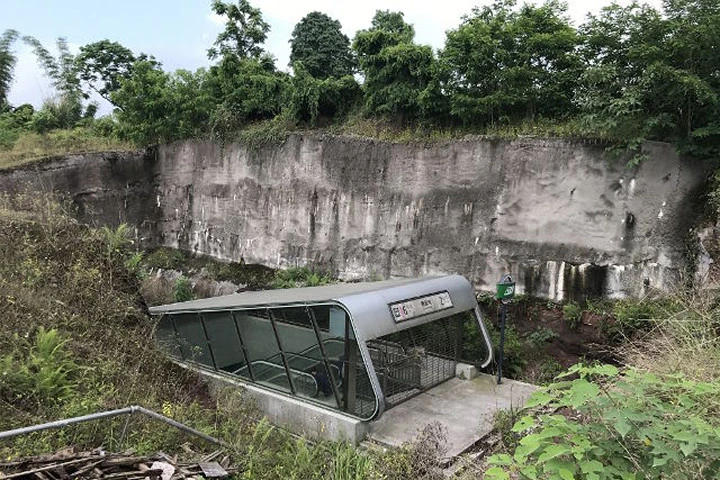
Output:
[{"xmin": 0, "ymin": 195, "xmax": 463, "ymax": 479}]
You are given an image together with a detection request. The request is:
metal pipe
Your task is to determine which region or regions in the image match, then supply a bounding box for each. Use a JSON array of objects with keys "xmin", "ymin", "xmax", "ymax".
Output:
[
  {"xmin": 0, "ymin": 406, "xmax": 228, "ymax": 448},
  {"xmin": 133, "ymin": 406, "xmax": 229, "ymax": 448}
]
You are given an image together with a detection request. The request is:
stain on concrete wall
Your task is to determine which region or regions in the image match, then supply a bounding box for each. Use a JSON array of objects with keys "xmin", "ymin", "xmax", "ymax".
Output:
[{"xmin": 0, "ymin": 136, "xmax": 708, "ymax": 299}]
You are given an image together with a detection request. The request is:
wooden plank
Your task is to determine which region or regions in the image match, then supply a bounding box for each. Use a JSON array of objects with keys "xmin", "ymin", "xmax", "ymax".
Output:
[
  {"xmin": 68, "ymin": 460, "xmax": 105, "ymax": 478},
  {"xmin": 198, "ymin": 463, "xmax": 227, "ymax": 478},
  {"xmin": 102, "ymin": 469, "xmax": 163, "ymax": 480},
  {"xmin": 0, "ymin": 457, "xmax": 103, "ymax": 480}
]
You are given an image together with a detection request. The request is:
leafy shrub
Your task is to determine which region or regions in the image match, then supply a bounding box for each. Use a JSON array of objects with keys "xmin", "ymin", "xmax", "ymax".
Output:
[
  {"xmin": 486, "ymin": 364, "xmax": 720, "ymax": 480},
  {"xmin": 525, "ymin": 327, "xmax": 559, "ymax": 346},
  {"xmin": 173, "ymin": 275, "xmax": 195, "ymax": 302},
  {"xmin": 143, "ymin": 247, "xmax": 190, "ymax": 271},
  {"xmin": 605, "ymin": 299, "xmax": 676, "ymax": 340},
  {"xmin": 290, "ymin": 65, "xmax": 362, "ymax": 125},
  {"xmin": 99, "ymin": 223, "xmax": 133, "ymax": 258},
  {"xmin": 562, "ymin": 301, "xmax": 583, "ymax": 330}
]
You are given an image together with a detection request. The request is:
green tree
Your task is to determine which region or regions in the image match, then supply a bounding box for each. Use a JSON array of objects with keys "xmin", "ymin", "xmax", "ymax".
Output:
[
  {"xmin": 354, "ymin": 10, "xmax": 439, "ymax": 124},
  {"xmin": 207, "ymin": 0, "xmax": 270, "ymax": 61},
  {"xmin": 575, "ymin": 0, "xmax": 720, "ymax": 160},
  {"xmin": 111, "ymin": 59, "xmax": 172, "ymax": 144},
  {"xmin": 289, "ymin": 63, "xmax": 361, "ymax": 124},
  {"xmin": 23, "ymin": 36, "xmax": 82, "ymax": 99},
  {"xmin": 0, "ymin": 29, "xmax": 20, "ymax": 110},
  {"xmin": 75, "ymin": 40, "xmax": 136, "ymax": 106},
  {"xmin": 204, "ymin": 0, "xmax": 287, "ymax": 133},
  {"xmin": 576, "ymin": 2, "xmax": 671, "ymax": 154},
  {"xmin": 22, "ymin": 36, "xmax": 89, "ymax": 130},
  {"xmin": 440, "ymin": 0, "xmax": 582, "ymax": 127},
  {"xmin": 651, "ymin": 0, "xmax": 720, "ymax": 158},
  {"xmin": 369, "ymin": 10, "xmax": 415, "ymax": 42},
  {"xmin": 165, "ymin": 68, "xmax": 215, "ymax": 139},
  {"xmin": 289, "ymin": 11, "xmax": 355, "ymax": 79},
  {"xmin": 208, "ymin": 56, "xmax": 289, "ymax": 132},
  {"xmin": 354, "ymin": 10, "xmax": 415, "ymax": 69},
  {"xmin": 112, "ymin": 60, "xmax": 215, "ymax": 144}
]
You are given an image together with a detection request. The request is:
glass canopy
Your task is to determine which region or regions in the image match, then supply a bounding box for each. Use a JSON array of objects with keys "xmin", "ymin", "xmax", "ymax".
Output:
[{"xmin": 151, "ymin": 275, "xmax": 493, "ymax": 421}]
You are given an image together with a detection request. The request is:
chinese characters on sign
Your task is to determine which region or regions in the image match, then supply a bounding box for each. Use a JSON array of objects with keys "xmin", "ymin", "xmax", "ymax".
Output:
[{"xmin": 389, "ymin": 292, "xmax": 453, "ymax": 322}]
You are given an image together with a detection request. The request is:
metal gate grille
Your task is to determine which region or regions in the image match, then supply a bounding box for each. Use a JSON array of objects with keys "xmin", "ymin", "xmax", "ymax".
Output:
[{"xmin": 368, "ymin": 313, "xmax": 464, "ymax": 408}]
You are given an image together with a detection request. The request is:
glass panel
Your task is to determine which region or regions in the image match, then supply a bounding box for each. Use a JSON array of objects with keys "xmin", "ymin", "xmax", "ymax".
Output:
[
  {"xmin": 347, "ymin": 339, "xmax": 378, "ymax": 420},
  {"xmin": 155, "ymin": 315, "xmax": 181, "ymax": 358},
  {"xmin": 174, "ymin": 313, "xmax": 214, "ymax": 367},
  {"xmin": 272, "ymin": 306, "xmax": 338, "ymax": 406},
  {"xmin": 309, "ymin": 306, "xmax": 330, "ymax": 331},
  {"xmin": 203, "ymin": 311, "xmax": 251, "ymax": 380},
  {"xmin": 234, "ymin": 309, "xmax": 292, "ymax": 393}
]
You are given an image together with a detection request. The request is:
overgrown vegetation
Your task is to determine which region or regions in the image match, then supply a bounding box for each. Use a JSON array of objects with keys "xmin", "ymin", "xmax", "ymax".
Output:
[
  {"xmin": 463, "ymin": 289, "xmax": 720, "ymax": 479},
  {"xmin": 484, "ymin": 364, "xmax": 720, "ymax": 480},
  {"xmin": 2, "ymin": 0, "xmax": 720, "ymax": 164},
  {"xmin": 138, "ymin": 246, "xmax": 336, "ymax": 305},
  {"xmin": 270, "ymin": 266, "xmax": 335, "ymax": 289},
  {"xmin": 0, "ymin": 195, "xmax": 454, "ymax": 478}
]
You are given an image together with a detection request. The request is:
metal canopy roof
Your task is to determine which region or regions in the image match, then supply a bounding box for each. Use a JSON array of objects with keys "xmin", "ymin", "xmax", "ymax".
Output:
[{"xmin": 148, "ymin": 275, "xmax": 478, "ymax": 342}]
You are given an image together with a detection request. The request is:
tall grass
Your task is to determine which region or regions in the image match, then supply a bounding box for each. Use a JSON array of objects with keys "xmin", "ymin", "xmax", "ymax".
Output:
[
  {"xmin": 619, "ymin": 292, "xmax": 720, "ymax": 382},
  {"xmin": 0, "ymin": 127, "xmax": 132, "ymax": 171}
]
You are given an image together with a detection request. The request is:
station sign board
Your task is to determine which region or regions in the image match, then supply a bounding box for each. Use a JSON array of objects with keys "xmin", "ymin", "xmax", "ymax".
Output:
[{"xmin": 389, "ymin": 291, "xmax": 453, "ymax": 323}]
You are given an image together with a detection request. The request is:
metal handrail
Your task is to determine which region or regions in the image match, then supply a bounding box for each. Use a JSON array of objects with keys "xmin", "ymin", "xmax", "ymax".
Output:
[{"xmin": 233, "ymin": 360, "xmax": 319, "ymax": 397}]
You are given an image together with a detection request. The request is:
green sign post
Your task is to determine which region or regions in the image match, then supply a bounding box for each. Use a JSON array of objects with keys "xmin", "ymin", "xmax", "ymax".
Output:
[
  {"xmin": 496, "ymin": 275, "xmax": 515, "ymax": 385},
  {"xmin": 496, "ymin": 281, "xmax": 516, "ymax": 301}
]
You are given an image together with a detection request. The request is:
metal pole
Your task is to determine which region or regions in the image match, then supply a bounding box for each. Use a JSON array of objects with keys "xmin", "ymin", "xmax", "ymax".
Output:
[
  {"xmin": 266, "ymin": 309, "xmax": 297, "ymax": 395},
  {"xmin": 231, "ymin": 311, "xmax": 255, "ymax": 381},
  {"xmin": 497, "ymin": 302, "xmax": 507, "ymax": 385},
  {"xmin": 0, "ymin": 406, "xmax": 228, "ymax": 448},
  {"xmin": 305, "ymin": 306, "xmax": 343, "ymax": 407}
]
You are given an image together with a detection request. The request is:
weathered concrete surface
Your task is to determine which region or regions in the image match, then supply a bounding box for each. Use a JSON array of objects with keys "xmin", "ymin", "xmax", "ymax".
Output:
[
  {"xmin": 0, "ymin": 150, "xmax": 159, "ymax": 234},
  {"xmin": 0, "ymin": 136, "xmax": 709, "ymax": 299},
  {"xmin": 368, "ymin": 375, "xmax": 537, "ymax": 457}
]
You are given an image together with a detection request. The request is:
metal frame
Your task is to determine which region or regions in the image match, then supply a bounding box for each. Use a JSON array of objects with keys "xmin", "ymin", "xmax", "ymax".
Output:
[{"xmin": 0, "ymin": 406, "xmax": 227, "ymax": 447}]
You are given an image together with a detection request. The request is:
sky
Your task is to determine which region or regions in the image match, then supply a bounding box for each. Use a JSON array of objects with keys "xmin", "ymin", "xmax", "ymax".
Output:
[{"xmin": 3, "ymin": 0, "xmax": 663, "ymax": 114}]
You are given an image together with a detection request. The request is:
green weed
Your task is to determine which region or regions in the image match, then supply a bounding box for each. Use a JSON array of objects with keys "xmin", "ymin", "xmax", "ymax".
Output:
[
  {"xmin": 172, "ymin": 275, "xmax": 195, "ymax": 302},
  {"xmin": 562, "ymin": 301, "xmax": 583, "ymax": 330},
  {"xmin": 0, "ymin": 327, "xmax": 78, "ymax": 407},
  {"xmin": 271, "ymin": 266, "xmax": 335, "ymax": 289}
]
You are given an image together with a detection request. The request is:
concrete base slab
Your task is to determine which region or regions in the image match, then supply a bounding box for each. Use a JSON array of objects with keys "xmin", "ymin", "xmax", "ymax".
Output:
[
  {"xmin": 189, "ymin": 364, "xmax": 369, "ymax": 444},
  {"xmin": 368, "ymin": 374, "xmax": 537, "ymax": 458}
]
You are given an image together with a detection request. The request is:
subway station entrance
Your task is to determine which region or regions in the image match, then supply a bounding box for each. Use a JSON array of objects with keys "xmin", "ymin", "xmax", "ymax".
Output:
[{"xmin": 150, "ymin": 275, "xmax": 494, "ymax": 423}]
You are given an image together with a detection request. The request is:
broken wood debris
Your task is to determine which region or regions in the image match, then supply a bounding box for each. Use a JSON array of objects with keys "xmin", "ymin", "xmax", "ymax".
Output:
[{"xmin": 0, "ymin": 448, "xmax": 235, "ymax": 480}]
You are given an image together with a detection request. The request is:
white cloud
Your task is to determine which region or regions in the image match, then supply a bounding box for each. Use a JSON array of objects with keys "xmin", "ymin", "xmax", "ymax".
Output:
[{"xmin": 8, "ymin": 44, "xmax": 54, "ymax": 107}]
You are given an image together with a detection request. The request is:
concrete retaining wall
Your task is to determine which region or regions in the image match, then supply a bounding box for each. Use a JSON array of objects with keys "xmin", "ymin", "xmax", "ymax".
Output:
[{"xmin": 0, "ymin": 135, "xmax": 708, "ymax": 299}]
